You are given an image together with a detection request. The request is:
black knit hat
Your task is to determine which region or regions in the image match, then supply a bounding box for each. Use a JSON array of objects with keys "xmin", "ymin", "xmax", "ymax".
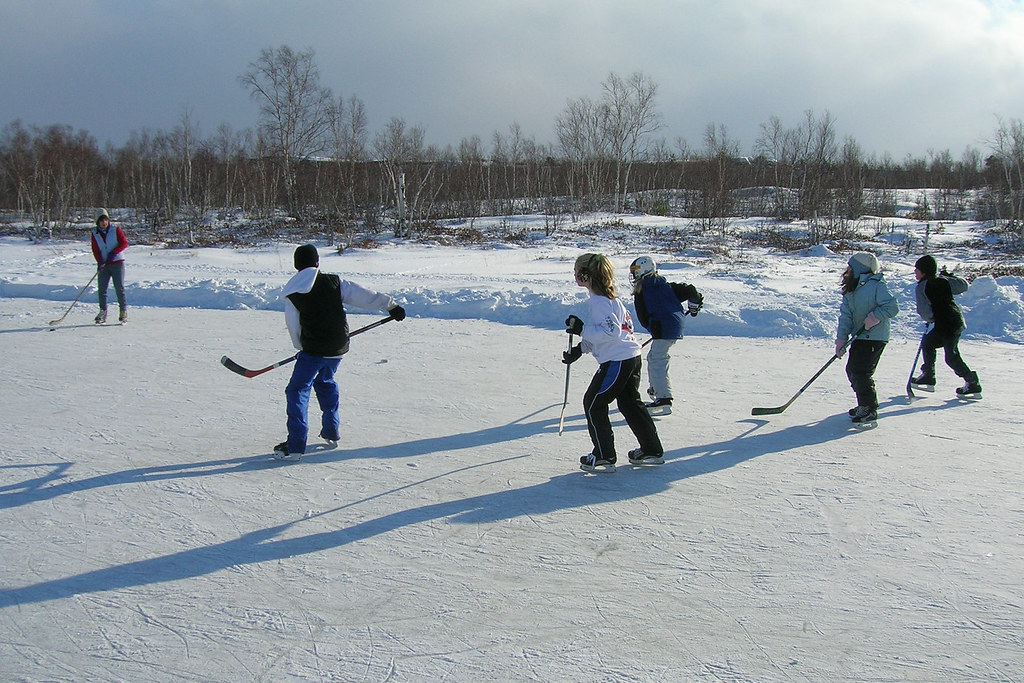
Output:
[
  {"xmin": 293, "ymin": 244, "xmax": 319, "ymax": 270},
  {"xmin": 915, "ymin": 254, "xmax": 938, "ymax": 277}
]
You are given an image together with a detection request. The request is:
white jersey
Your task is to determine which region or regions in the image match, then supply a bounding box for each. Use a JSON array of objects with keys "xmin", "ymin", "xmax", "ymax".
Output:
[{"xmin": 579, "ymin": 294, "xmax": 641, "ymax": 364}]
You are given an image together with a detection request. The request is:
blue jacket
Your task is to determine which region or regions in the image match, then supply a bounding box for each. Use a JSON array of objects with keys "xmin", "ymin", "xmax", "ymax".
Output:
[
  {"xmin": 633, "ymin": 275, "xmax": 699, "ymax": 339},
  {"xmin": 838, "ymin": 271, "xmax": 899, "ymax": 342}
]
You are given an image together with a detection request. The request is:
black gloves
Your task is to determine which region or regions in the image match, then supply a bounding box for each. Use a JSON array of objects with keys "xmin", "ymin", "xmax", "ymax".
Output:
[
  {"xmin": 687, "ymin": 293, "xmax": 703, "ymax": 316},
  {"xmin": 562, "ymin": 344, "xmax": 582, "ymax": 365},
  {"xmin": 389, "ymin": 305, "xmax": 406, "ymax": 321},
  {"xmin": 565, "ymin": 315, "xmax": 584, "ymax": 335}
]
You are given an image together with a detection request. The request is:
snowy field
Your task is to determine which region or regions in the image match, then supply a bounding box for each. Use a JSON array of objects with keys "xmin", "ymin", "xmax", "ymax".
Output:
[{"xmin": 2, "ymin": 218, "xmax": 1024, "ymax": 681}]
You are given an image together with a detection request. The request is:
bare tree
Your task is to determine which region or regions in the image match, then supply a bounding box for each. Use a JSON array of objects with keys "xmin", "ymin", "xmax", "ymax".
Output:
[
  {"xmin": 0, "ymin": 121, "xmax": 33, "ymax": 217},
  {"xmin": 0, "ymin": 122, "xmax": 101, "ymax": 241},
  {"xmin": 755, "ymin": 115, "xmax": 798, "ymax": 219},
  {"xmin": 555, "ymin": 95, "xmax": 609, "ymax": 213},
  {"xmin": 239, "ymin": 45, "xmax": 334, "ymax": 214},
  {"xmin": 693, "ymin": 124, "xmax": 740, "ymax": 233},
  {"xmin": 989, "ymin": 117, "xmax": 1024, "ymax": 236},
  {"xmin": 601, "ymin": 71, "xmax": 662, "ymax": 212},
  {"xmin": 838, "ymin": 136, "xmax": 865, "ymax": 219},
  {"xmin": 374, "ymin": 117, "xmax": 429, "ymax": 237},
  {"xmin": 328, "ymin": 93, "xmax": 369, "ymax": 232},
  {"xmin": 554, "ymin": 72, "xmax": 661, "ymax": 214},
  {"xmin": 210, "ymin": 123, "xmax": 247, "ymax": 209}
]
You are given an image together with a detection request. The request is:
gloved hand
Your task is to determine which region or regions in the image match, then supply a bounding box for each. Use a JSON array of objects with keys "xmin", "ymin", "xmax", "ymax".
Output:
[
  {"xmin": 565, "ymin": 315, "xmax": 584, "ymax": 335},
  {"xmin": 687, "ymin": 296, "xmax": 703, "ymax": 316},
  {"xmin": 389, "ymin": 305, "xmax": 406, "ymax": 321},
  {"xmin": 863, "ymin": 311, "xmax": 881, "ymax": 329},
  {"xmin": 562, "ymin": 344, "xmax": 582, "ymax": 365},
  {"xmin": 834, "ymin": 339, "xmax": 847, "ymax": 358}
]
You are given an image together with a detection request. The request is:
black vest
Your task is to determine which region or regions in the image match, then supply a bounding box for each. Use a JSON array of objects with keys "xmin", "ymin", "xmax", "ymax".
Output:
[{"xmin": 287, "ymin": 273, "xmax": 350, "ymax": 356}]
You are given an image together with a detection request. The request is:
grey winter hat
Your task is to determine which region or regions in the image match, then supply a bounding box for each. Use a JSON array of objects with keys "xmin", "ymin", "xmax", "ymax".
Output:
[
  {"xmin": 293, "ymin": 244, "xmax": 320, "ymax": 270},
  {"xmin": 848, "ymin": 252, "xmax": 880, "ymax": 276},
  {"xmin": 95, "ymin": 208, "xmax": 110, "ymax": 224}
]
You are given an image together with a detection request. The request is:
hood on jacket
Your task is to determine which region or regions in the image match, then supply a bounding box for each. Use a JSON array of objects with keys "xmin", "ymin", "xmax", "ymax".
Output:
[
  {"xmin": 283, "ymin": 266, "xmax": 318, "ymax": 297},
  {"xmin": 848, "ymin": 252, "xmax": 880, "ymax": 278}
]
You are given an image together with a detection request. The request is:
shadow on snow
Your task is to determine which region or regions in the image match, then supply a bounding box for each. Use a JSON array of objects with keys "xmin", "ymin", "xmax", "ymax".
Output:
[{"xmin": 0, "ymin": 396, "xmax": 962, "ymax": 608}]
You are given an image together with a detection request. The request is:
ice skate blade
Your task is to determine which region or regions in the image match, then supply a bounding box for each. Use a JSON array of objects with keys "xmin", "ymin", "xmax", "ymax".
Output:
[{"xmin": 580, "ymin": 463, "xmax": 616, "ymax": 473}]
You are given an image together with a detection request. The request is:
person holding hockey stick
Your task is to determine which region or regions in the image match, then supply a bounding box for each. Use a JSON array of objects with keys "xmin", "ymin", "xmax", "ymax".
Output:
[
  {"xmin": 628, "ymin": 255, "xmax": 703, "ymax": 415},
  {"xmin": 835, "ymin": 252, "xmax": 899, "ymax": 424},
  {"xmin": 910, "ymin": 254, "xmax": 981, "ymax": 397},
  {"xmin": 273, "ymin": 244, "xmax": 406, "ymax": 461},
  {"xmin": 90, "ymin": 208, "xmax": 129, "ymax": 324},
  {"xmin": 562, "ymin": 253, "xmax": 663, "ymax": 472}
]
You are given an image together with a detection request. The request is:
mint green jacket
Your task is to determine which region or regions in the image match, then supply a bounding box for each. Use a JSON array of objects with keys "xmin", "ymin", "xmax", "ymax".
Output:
[{"xmin": 837, "ymin": 272, "xmax": 899, "ymax": 342}]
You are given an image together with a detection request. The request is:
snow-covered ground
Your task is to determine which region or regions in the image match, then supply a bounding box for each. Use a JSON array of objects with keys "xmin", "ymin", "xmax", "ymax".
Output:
[{"xmin": 2, "ymin": 216, "xmax": 1023, "ymax": 680}]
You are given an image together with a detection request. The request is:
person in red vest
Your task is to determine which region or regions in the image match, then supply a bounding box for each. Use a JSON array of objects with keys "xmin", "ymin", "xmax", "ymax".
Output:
[{"xmin": 90, "ymin": 208, "xmax": 129, "ymax": 324}]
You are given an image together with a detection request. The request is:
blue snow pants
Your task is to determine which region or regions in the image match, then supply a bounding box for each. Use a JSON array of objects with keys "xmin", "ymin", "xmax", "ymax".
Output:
[{"xmin": 285, "ymin": 351, "xmax": 342, "ymax": 455}]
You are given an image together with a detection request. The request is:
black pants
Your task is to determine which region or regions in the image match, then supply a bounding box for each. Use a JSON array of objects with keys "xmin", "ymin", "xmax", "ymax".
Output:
[
  {"xmin": 921, "ymin": 327, "xmax": 972, "ymax": 378},
  {"xmin": 846, "ymin": 339, "xmax": 886, "ymax": 409},
  {"xmin": 583, "ymin": 355, "xmax": 663, "ymax": 462}
]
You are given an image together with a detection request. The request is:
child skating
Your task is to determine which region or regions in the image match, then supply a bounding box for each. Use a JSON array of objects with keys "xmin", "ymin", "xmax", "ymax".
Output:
[
  {"xmin": 910, "ymin": 254, "xmax": 981, "ymax": 397},
  {"xmin": 628, "ymin": 255, "xmax": 703, "ymax": 414},
  {"xmin": 562, "ymin": 253, "xmax": 664, "ymax": 472},
  {"xmin": 274, "ymin": 244, "xmax": 406, "ymax": 461},
  {"xmin": 835, "ymin": 252, "xmax": 899, "ymax": 424}
]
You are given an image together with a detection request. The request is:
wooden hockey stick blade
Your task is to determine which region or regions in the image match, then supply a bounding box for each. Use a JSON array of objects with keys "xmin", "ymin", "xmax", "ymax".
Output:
[{"xmin": 220, "ymin": 354, "xmax": 296, "ymax": 378}]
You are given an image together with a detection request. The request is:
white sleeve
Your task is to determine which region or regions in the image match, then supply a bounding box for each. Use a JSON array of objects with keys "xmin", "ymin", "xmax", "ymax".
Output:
[
  {"xmin": 338, "ymin": 279, "xmax": 395, "ymax": 312},
  {"xmin": 284, "ymin": 298, "xmax": 302, "ymax": 350}
]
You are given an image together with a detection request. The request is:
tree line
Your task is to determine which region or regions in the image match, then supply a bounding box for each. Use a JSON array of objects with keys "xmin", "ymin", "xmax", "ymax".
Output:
[{"xmin": 1, "ymin": 45, "xmax": 1022, "ymax": 246}]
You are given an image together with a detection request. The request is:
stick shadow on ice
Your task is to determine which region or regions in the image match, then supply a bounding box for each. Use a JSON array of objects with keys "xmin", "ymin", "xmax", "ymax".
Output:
[
  {"xmin": 0, "ymin": 405, "xmax": 578, "ymax": 514},
  {"xmin": 0, "ymin": 399, "xmax": 962, "ymax": 609}
]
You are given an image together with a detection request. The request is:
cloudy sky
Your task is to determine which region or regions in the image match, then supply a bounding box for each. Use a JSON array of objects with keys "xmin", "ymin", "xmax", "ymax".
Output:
[{"xmin": 3, "ymin": 0, "xmax": 1023, "ymax": 160}]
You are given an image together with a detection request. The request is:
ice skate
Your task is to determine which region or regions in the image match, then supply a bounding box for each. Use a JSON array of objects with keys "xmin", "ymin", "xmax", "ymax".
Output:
[
  {"xmin": 627, "ymin": 448, "xmax": 665, "ymax": 465},
  {"xmin": 273, "ymin": 441, "xmax": 302, "ymax": 462},
  {"xmin": 645, "ymin": 397, "xmax": 673, "ymax": 415},
  {"xmin": 910, "ymin": 372, "xmax": 936, "ymax": 392},
  {"xmin": 579, "ymin": 453, "xmax": 616, "ymax": 473},
  {"xmin": 956, "ymin": 372, "xmax": 982, "ymax": 399}
]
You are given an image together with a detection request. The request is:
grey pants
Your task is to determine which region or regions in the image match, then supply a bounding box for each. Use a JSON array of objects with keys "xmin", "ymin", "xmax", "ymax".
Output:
[
  {"xmin": 97, "ymin": 261, "xmax": 126, "ymax": 310},
  {"xmin": 646, "ymin": 339, "xmax": 677, "ymax": 399}
]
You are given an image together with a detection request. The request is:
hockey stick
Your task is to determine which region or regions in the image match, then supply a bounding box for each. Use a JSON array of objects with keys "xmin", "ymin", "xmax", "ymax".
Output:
[
  {"xmin": 558, "ymin": 332, "xmax": 573, "ymax": 435},
  {"xmin": 751, "ymin": 326, "xmax": 865, "ymax": 416},
  {"xmin": 48, "ymin": 270, "xmax": 99, "ymax": 328},
  {"xmin": 221, "ymin": 315, "xmax": 394, "ymax": 378},
  {"xmin": 905, "ymin": 323, "xmax": 930, "ymax": 399}
]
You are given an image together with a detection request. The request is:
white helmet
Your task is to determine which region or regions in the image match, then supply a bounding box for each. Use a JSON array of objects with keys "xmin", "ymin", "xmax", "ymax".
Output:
[{"xmin": 629, "ymin": 256, "xmax": 657, "ymax": 284}]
